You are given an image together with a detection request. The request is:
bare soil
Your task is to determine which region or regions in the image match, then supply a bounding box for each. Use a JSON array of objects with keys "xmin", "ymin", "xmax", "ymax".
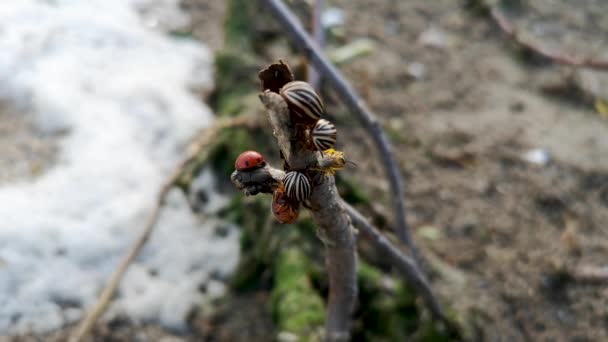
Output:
[
  {"xmin": 0, "ymin": 102, "xmax": 59, "ymax": 184},
  {"xmin": 328, "ymin": 0, "xmax": 608, "ymax": 340}
]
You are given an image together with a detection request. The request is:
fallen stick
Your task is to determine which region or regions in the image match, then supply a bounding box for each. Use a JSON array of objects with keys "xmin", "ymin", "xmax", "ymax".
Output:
[
  {"xmin": 488, "ymin": 5, "xmax": 608, "ymax": 70},
  {"xmin": 308, "ymin": 0, "xmax": 325, "ymax": 90},
  {"xmin": 343, "ymin": 202, "xmax": 454, "ymax": 330}
]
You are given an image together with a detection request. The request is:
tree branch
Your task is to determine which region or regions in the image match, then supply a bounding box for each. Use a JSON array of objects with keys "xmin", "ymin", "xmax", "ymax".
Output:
[
  {"xmin": 261, "ymin": 0, "xmax": 418, "ymax": 261},
  {"xmin": 308, "ymin": 0, "xmax": 325, "ymax": 90},
  {"xmin": 232, "ymin": 77, "xmax": 449, "ymax": 331},
  {"xmin": 343, "ymin": 203, "xmax": 452, "ymax": 328},
  {"xmin": 232, "ymin": 78, "xmax": 357, "ymax": 340},
  {"xmin": 232, "ymin": 162, "xmax": 454, "ymax": 335}
]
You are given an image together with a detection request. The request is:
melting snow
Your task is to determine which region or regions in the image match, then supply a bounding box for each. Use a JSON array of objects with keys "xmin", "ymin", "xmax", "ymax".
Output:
[{"xmin": 0, "ymin": 0, "xmax": 240, "ymax": 335}]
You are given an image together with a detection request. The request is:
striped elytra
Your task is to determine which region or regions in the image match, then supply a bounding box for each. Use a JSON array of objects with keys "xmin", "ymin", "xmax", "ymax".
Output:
[
  {"xmin": 283, "ymin": 171, "xmax": 312, "ymax": 201},
  {"xmin": 311, "ymin": 119, "xmax": 337, "ymax": 151},
  {"xmin": 279, "ymin": 81, "xmax": 325, "ymax": 123}
]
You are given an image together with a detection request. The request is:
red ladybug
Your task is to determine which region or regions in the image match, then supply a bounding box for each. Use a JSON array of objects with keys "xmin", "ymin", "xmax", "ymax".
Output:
[
  {"xmin": 235, "ymin": 150, "xmax": 266, "ymax": 171},
  {"xmin": 271, "ymin": 186, "xmax": 299, "ymax": 224}
]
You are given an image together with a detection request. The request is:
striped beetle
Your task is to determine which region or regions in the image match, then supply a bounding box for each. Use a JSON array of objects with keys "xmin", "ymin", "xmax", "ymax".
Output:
[
  {"xmin": 279, "ymin": 81, "xmax": 325, "ymax": 124},
  {"xmin": 311, "ymin": 119, "xmax": 337, "ymax": 151},
  {"xmin": 283, "ymin": 171, "xmax": 312, "ymax": 201}
]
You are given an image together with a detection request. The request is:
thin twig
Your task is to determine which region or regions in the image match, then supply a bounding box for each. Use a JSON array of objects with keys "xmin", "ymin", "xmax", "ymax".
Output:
[
  {"xmin": 233, "ymin": 65, "xmax": 357, "ymax": 340},
  {"xmin": 308, "ymin": 0, "xmax": 324, "ymax": 90},
  {"xmin": 232, "ymin": 161, "xmax": 452, "ymax": 334},
  {"xmin": 343, "ymin": 203, "xmax": 452, "ymax": 327},
  {"xmin": 262, "ymin": 89, "xmax": 357, "ymax": 341},
  {"xmin": 489, "ymin": 6, "xmax": 608, "ymax": 70},
  {"xmin": 262, "ymin": 0, "xmax": 418, "ymax": 262},
  {"xmin": 69, "ymin": 115, "xmax": 255, "ymax": 342}
]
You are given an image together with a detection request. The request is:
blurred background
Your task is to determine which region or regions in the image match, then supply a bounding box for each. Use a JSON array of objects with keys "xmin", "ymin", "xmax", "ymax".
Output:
[{"xmin": 0, "ymin": 0, "xmax": 607, "ymax": 341}]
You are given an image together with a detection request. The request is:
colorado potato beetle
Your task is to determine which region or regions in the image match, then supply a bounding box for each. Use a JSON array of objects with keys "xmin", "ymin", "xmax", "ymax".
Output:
[
  {"xmin": 271, "ymin": 186, "xmax": 299, "ymax": 224},
  {"xmin": 283, "ymin": 171, "xmax": 312, "ymax": 201},
  {"xmin": 279, "ymin": 81, "xmax": 325, "ymax": 124},
  {"xmin": 311, "ymin": 119, "xmax": 337, "ymax": 151},
  {"xmin": 235, "ymin": 150, "xmax": 266, "ymax": 171}
]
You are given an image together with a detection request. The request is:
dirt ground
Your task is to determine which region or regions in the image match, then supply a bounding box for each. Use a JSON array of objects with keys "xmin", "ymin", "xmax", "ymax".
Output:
[
  {"xmin": 9, "ymin": 0, "xmax": 607, "ymax": 340},
  {"xmin": 324, "ymin": 0, "xmax": 608, "ymax": 340},
  {"xmin": 0, "ymin": 102, "xmax": 58, "ymax": 184},
  {"xmin": 325, "ymin": 0, "xmax": 608, "ymax": 340}
]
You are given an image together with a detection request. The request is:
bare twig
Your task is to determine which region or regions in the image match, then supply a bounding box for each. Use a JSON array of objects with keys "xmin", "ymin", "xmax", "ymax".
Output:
[
  {"xmin": 270, "ymin": 90, "xmax": 357, "ymax": 341},
  {"xmin": 232, "ymin": 65, "xmax": 357, "ymax": 340},
  {"xmin": 489, "ymin": 6, "xmax": 608, "ymax": 70},
  {"xmin": 262, "ymin": 0, "xmax": 418, "ymax": 261},
  {"xmin": 69, "ymin": 115, "xmax": 255, "ymax": 342},
  {"xmin": 308, "ymin": 0, "xmax": 325, "ymax": 90},
  {"xmin": 232, "ymin": 162, "xmax": 453, "ymax": 336},
  {"xmin": 232, "ymin": 67, "xmax": 448, "ymax": 334},
  {"xmin": 343, "ymin": 203, "xmax": 452, "ymax": 327}
]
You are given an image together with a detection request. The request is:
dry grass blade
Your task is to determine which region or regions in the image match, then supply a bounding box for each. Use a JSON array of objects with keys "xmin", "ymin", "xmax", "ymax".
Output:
[{"xmin": 68, "ymin": 115, "xmax": 256, "ymax": 342}]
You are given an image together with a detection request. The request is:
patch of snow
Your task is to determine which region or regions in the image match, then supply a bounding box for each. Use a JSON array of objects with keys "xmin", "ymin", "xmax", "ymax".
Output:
[{"xmin": 0, "ymin": 0, "xmax": 239, "ymax": 335}]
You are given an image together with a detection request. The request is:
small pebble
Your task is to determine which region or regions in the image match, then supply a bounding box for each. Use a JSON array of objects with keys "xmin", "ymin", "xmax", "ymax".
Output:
[
  {"xmin": 407, "ymin": 62, "xmax": 427, "ymax": 80},
  {"xmin": 522, "ymin": 148, "xmax": 550, "ymax": 166},
  {"xmin": 418, "ymin": 27, "xmax": 447, "ymax": 49},
  {"xmin": 321, "ymin": 7, "xmax": 344, "ymax": 28}
]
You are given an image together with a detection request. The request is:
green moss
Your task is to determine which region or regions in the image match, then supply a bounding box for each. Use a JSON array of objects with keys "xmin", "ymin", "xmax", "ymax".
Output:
[
  {"xmin": 228, "ymin": 195, "xmax": 274, "ymax": 291},
  {"xmin": 357, "ymin": 261, "xmax": 384, "ymax": 285},
  {"xmin": 212, "ymin": 128, "xmax": 254, "ymax": 176},
  {"xmin": 385, "ymin": 124, "xmax": 408, "ymax": 145},
  {"xmin": 213, "ymin": 0, "xmax": 262, "ymax": 118},
  {"xmin": 212, "ymin": 51, "xmax": 259, "ymax": 117},
  {"xmin": 224, "ymin": 0, "xmax": 255, "ymax": 51},
  {"xmin": 217, "ymin": 194, "xmax": 246, "ymax": 226},
  {"xmin": 292, "ymin": 217, "xmax": 318, "ymax": 242},
  {"xmin": 355, "ymin": 262, "xmax": 419, "ymax": 341},
  {"xmin": 462, "ymin": 0, "xmax": 490, "ymax": 16},
  {"xmin": 415, "ymin": 320, "xmax": 453, "ymax": 342},
  {"xmin": 336, "ymin": 175, "xmax": 370, "ymax": 205},
  {"xmin": 272, "ymin": 248, "xmax": 325, "ymax": 340},
  {"xmin": 174, "ymin": 119, "xmax": 258, "ymax": 190},
  {"xmin": 168, "ymin": 30, "xmax": 195, "ymax": 40}
]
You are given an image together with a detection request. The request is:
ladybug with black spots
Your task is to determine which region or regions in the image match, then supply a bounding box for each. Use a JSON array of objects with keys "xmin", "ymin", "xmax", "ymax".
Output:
[{"xmin": 235, "ymin": 150, "xmax": 266, "ymax": 171}]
